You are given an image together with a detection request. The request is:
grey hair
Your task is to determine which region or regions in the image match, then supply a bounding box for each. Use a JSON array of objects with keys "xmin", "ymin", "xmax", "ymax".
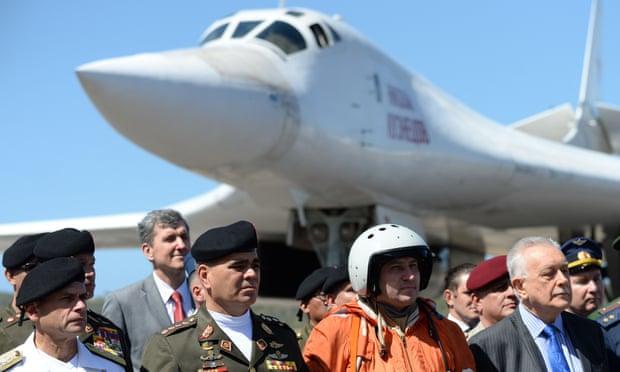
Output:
[
  {"xmin": 507, "ymin": 236, "xmax": 560, "ymax": 279},
  {"xmin": 138, "ymin": 209, "xmax": 189, "ymax": 245}
]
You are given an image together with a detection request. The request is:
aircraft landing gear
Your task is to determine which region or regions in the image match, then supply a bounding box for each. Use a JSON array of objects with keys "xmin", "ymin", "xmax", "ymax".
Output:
[{"xmin": 288, "ymin": 207, "xmax": 373, "ymax": 267}]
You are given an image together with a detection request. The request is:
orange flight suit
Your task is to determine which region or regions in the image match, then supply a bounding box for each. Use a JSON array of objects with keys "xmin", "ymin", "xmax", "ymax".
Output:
[{"xmin": 303, "ymin": 299, "xmax": 475, "ymax": 372}]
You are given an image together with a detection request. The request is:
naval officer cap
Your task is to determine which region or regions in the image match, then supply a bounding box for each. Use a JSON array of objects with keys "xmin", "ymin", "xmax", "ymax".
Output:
[
  {"xmin": 561, "ymin": 237, "xmax": 603, "ymax": 273},
  {"xmin": 16, "ymin": 257, "xmax": 84, "ymax": 307},
  {"xmin": 467, "ymin": 255, "xmax": 509, "ymax": 293},
  {"xmin": 2, "ymin": 233, "xmax": 47, "ymax": 270},
  {"xmin": 192, "ymin": 220, "xmax": 258, "ymax": 262},
  {"xmin": 34, "ymin": 228, "xmax": 94, "ymax": 261}
]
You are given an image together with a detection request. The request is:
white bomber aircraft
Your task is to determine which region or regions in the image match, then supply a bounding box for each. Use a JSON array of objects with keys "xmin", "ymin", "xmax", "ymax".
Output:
[{"xmin": 2, "ymin": 1, "xmax": 620, "ymax": 292}]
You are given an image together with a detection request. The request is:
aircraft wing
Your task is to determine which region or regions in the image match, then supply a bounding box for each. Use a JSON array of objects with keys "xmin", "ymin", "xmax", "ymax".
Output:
[
  {"xmin": 509, "ymin": 103, "xmax": 575, "ymax": 142},
  {"xmin": 0, "ymin": 184, "xmax": 289, "ymax": 250}
]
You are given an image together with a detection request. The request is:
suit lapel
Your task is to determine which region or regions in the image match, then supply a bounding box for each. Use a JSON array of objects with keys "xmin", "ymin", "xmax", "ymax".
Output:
[
  {"xmin": 142, "ymin": 275, "xmax": 172, "ymax": 328},
  {"xmin": 511, "ymin": 310, "xmax": 547, "ymax": 370},
  {"xmin": 562, "ymin": 312, "xmax": 591, "ymax": 372}
]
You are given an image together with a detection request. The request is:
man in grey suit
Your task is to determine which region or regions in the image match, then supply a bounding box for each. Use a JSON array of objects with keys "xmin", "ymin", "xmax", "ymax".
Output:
[
  {"xmin": 102, "ymin": 209, "xmax": 194, "ymax": 371},
  {"xmin": 470, "ymin": 237, "xmax": 609, "ymax": 372}
]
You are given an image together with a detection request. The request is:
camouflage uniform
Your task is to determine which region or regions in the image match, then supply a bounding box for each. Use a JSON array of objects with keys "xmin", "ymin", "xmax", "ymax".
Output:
[{"xmin": 141, "ymin": 306, "xmax": 307, "ymax": 372}]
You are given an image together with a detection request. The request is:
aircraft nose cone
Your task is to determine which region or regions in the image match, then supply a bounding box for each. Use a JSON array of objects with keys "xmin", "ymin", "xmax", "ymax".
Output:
[{"xmin": 77, "ymin": 49, "xmax": 292, "ymax": 171}]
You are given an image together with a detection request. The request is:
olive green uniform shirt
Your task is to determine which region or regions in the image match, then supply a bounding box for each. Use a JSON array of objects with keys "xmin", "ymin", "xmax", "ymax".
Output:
[
  {"xmin": 0, "ymin": 307, "xmax": 33, "ymax": 354},
  {"xmin": 296, "ymin": 319, "xmax": 313, "ymax": 351},
  {"xmin": 141, "ymin": 306, "xmax": 308, "ymax": 372}
]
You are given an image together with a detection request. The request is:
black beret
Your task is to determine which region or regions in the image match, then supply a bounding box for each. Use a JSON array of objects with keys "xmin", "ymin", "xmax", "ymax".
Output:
[
  {"xmin": 2, "ymin": 233, "xmax": 47, "ymax": 270},
  {"xmin": 322, "ymin": 266, "xmax": 350, "ymax": 295},
  {"xmin": 295, "ymin": 267, "xmax": 335, "ymax": 301},
  {"xmin": 16, "ymin": 257, "xmax": 84, "ymax": 307},
  {"xmin": 561, "ymin": 237, "xmax": 603, "ymax": 272},
  {"xmin": 34, "ymin": 228, "xmax": 94, "ymax": 261},
  {"xmin": 192, "ymin": 221, "xmax": 257, "ymax": 262}
]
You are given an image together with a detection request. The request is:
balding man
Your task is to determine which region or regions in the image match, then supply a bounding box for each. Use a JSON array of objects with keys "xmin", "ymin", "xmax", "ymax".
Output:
[{"xmin": 470, "ymin": 237, "xmax": 609, "ymax": 371}]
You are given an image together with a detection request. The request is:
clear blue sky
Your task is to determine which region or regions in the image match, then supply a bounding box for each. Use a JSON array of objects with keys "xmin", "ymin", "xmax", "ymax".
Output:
[{"xmin": 1, "ymin": 1, "xmax": 618, "ymax": 295}]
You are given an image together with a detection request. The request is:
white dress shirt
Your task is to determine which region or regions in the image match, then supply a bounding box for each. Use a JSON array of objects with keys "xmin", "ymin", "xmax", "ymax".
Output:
[
  {"xmin": 519, "ymin": 304, "xmax": 584, "ymax": 372},
  {"xmin": 447, "ymin": 313, "xmax": 473, "ymax": 332},
  {"xmin": 152, "ymin": 272, "xmax": 193, "ymax": 323},
  {"xmin": 10, "ymin": 332, "xmax": 124, "ymax": 371}
]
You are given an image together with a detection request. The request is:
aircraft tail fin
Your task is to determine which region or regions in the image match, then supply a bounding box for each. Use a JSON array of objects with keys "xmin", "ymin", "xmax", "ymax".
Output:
[
  {"xmin": 512, "ymin": 0, "xmax": 620, "ymax": 154},
  {"xmin": 563, "ymin": 0, "xmax": 612, "ymax": 152}
]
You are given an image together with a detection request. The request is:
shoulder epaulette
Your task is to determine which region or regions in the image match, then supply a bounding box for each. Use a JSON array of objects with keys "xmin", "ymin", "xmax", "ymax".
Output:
[
  {"xmin": 596, "ymin": 301, "xmax": 620, "ymax": 328},
  {"xmin": 0, "ymin": 347, "xmax": 23, "ymax": 371},
  {"xmin": 87, "ymin": 309, "xmax": 115, "ymax": 327},
  {"xmin": 598, "ymin": 301, "xmax": 620, "ymax": 317},
  {"xmin": 161, "ymin": 316, "xmax": 197, "ymax": 336},
  {"xmin": 258, "ymin": 314, "xmax": 295, "ymax": 334}
]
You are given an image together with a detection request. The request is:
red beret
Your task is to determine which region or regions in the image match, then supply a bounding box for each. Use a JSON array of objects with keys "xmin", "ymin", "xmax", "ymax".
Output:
[{"xmin": 466, "ymin": 255, "xmax": 508, "ymax": 292}]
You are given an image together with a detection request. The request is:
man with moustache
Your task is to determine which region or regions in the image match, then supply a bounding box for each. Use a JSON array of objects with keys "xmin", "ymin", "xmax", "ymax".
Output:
[
  {"xmin": 141, "ymin": 220, "xmax": 306, "ymax": 372},
  {"xmin": 0, "ymin": 257, "xmax": 123, "ymax": 371},
  {"xmin": 466, "ymin": 255, "xmax": 517, "ymax": 339},
  {"xmin": 442, "ymin": 263, "xmax": 479, "ymax": 333},
  {"xmin": 470, "ymin": 237, "xmax": 609, "ymax": 371}
]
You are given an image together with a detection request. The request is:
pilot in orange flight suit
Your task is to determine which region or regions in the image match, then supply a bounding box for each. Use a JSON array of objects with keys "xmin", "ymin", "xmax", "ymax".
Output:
[{"xmin": 303, "ymin": 224, "xmax": 475, "ymax": 372}]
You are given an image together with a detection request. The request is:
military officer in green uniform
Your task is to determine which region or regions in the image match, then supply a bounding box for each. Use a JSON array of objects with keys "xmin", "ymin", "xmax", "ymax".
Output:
[
  {"xmin": 590, "ymin": 236, "xmax": 620, "ymax": 369},
  {"xmin": 141, "ymin": 220, "xmax": 307, "ymax": 372},
  {"xmin": 33, "ymin": 228, "xmax": 132, "ymax": 371},
  {"xmin": 0, "ymin": 233, "xmax": 46, "ymax": 353},
  {"xmin": 294, "ymin": 267, "xmax": 334, "ymax": 350}
]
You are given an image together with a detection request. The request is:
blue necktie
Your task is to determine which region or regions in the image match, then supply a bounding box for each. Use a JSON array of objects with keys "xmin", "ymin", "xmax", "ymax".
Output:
[{"xmin": 541, "ymin": 324, "xmax": 570, "ymax": 372}]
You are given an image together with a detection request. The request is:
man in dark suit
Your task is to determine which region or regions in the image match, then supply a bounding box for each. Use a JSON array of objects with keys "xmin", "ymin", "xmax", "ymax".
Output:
[
  {"xmin": 470, "ymin": 237, "xmax": 609, "ymax": 372},
  {"xmin": 102, "ymin": 209, "xmax": 194, "ymax": 371}
]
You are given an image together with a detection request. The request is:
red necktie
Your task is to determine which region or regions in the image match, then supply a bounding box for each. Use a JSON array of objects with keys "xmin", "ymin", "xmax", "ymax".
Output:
[{"xmin": 171, "ymin": 291, "xmax": 185, "ymax": 322}]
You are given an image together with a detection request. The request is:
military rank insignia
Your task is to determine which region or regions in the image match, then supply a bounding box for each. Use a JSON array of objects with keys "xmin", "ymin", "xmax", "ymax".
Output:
[
  {"xmin": 266, "ymin": 360, "xmax": 297, "ymax": 371},
  {"xmin": 256, "ymin": 339, "xmax": 268, "ymax": 351},
  {"xmin": 199, "ymin": 345, "xmax": 226, "ymax": 371}
]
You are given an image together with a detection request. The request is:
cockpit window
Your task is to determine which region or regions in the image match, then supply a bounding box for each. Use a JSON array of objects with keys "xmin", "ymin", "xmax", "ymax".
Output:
[
  {"xmin": 327, "ymin": 24, "xmax": 341, "ymax": 42},
  {"xmin": 202, "ymin": 23, "xmax": 228, "ymax": 44},
  {"xmin": 286, "ymin": 10, "xmax": 304, "ymax": 17},
  {"xmin": 257, "ymin": 21, "xmax": 306, "ymax": 54},
  {"xmin": 310, "ymin": 24, "xmax": 328, "ymax": 48},
  {"xmin": 232, "ymin": 21, "xmax": 262, "ymax": 38}
]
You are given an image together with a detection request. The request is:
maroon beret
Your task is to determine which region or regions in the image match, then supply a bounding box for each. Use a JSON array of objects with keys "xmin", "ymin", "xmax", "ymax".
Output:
[{"xmin": 466, "ymin": 255, "xmax": 508, "ymax": 292}]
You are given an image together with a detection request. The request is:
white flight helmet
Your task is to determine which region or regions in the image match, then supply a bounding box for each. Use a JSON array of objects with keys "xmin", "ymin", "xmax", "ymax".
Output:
[{"xmin": 348, "ymin": 224, "xmax": 433, "ymax": 297}]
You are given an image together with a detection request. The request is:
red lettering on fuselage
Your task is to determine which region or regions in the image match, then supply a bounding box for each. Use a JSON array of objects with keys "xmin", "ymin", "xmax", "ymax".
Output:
[
  {"xmin": 388, "ymin": 85, "xmax": 413, "ymax": 111},
  {"xmin": 387, "ymin": 113, "xmax": 430, "ymax": 144}
]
